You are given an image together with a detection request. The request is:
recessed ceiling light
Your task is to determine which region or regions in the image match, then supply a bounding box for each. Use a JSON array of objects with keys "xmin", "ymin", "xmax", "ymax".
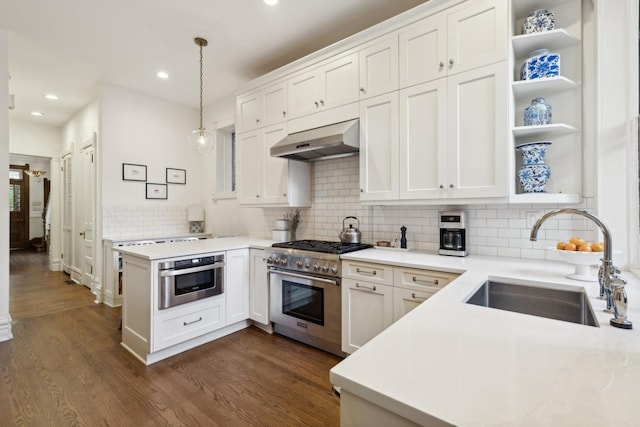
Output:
[
  {"xmin": 44, "ymin": 93, "xmax": 59, "ymax": 100},
  {"xmin": 264, "ymin": 0, "xmax": 278, "ymax": 5},
  {"xmin": 157, "ymin": 71, "xmax": 169, "ymax": 79},
  {"xmin": 30, "ymin": 111, "xmax": 44, "ymax": 116}
]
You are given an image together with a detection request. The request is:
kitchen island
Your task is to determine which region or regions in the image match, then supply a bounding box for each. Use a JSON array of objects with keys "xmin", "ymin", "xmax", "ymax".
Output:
[
  {"xmin": 331, "ymin": 249, "xmax": 640, "ymax": 426},
  {"xmin": 117, "ymin": 237, "xmax": 272, "ymax": 365}
]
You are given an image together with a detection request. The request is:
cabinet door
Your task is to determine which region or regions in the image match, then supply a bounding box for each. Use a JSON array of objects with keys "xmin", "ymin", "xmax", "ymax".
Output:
[
  {"xmin": 321, "ymin": 53, "xmax": 359, "ymax": 110},
  {"xmin": 249, "ymin": 249, "xmax": 269, "ymax": 325},
  {"xmin": 237, "ymin": 130, "xmax": 263, "ymax": 204},
  {"xmin": 359, "ymin": 92, "xmax": 399, "ymax": 201},
  {"xmin": 446, "ymin": 0, "xmax": 507, "ymax": 75},
  {"xmin": 447, "ymin": 62, "xmax": 508, "ymax": 198},
  {"xmin": 226, "ymin": 249, "xmax": 250, "ymax": 325},
  {"xmin": 342, "ymin": 278, "xmax": 393, "ymax": 354},
  {"xmin": 288, "ymin": 69, "xmax": 321, "ymax": 119},
  {"xmin": 262, "ymin": 123, "xmax": 289, "ymax": 205},
  {"xmin": 236, "ymin": 91, "xmax": 261, "ymax": 133},
  {"xmin": 359, "ymin": 37, "xmax": 398, "ymax": 99},
  {"xmin": 262, "ymin": 81, "xmax": 288, "ymax": 126},
  {"xmin": 398, "ymin": 13, "xmax": 447, "ymax": 88},
  {"xmin": 393, "ymin": 287, "xmax": 434, "ymax": 322},
  {"xmin": 399, "ymin": 79, "xmax": 448, "ymax": 200}
]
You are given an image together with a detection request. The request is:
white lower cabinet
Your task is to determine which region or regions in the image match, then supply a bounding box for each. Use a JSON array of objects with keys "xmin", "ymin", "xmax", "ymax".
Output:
[
  {"xmin": 249, "ymin": 248, "xmax": 269, "ymax": 325},
  {"xmin": 342, "ymin": 261, "xmax": 459, "ymax": 354},
  {"xmin": 226, "ymin": 248, "xmax": 250, "ymax": 325},
  {"xmin": 342, "ymin": 278, "xmax": 394, "ymax": 354}
]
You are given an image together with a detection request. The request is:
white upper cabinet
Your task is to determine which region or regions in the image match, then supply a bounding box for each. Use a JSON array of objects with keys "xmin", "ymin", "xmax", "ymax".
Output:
[
  {"xmin": 236, "ymin": 81, "xmax": 288, "ymax": 133},
  {"xmin": 237, "ymin": 123, "xmax": 311, "ymax": 207},
  {"xmin": 359, "ymin": 92, "xmax": 399, "ymax": 201},
  {"xmin": 358, "ymin": 36, "xmax": 399, "ymax": 100},
  {"xmin": 288, "ymin": 53, "xmax": 359, "ymax": 119},
  {"xmin": 399, "ymin": 0, "xmax": 507, "ymax": 89}
]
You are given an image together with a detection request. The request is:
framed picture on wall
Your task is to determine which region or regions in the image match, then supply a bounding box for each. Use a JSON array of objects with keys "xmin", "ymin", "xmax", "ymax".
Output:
[
  {"xmin": 122, "ymin": 163, "xmax": 147, "ymax": 181},
  {"xmin": 146, "ymin": 183, "xmax": 168, "ymax": 199},
  {"xmin": 166, "ymin": 168, "xmax": 186, "ymax": 184}
]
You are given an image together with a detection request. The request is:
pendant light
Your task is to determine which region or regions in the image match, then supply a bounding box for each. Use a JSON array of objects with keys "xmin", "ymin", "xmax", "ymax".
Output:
[{"xmin": 188, "ymin": 37, "xmax": 214, "ymax": 155}]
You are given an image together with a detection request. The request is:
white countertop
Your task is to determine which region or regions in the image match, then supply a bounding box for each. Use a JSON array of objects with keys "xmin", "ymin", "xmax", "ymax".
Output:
[
  {"xmin": 116, "ymin": 236, "xmax": 274, "ymax": 260},
  {"xmin": 331, "ymin": 249, "xmax": 640, "ymax": 426}
]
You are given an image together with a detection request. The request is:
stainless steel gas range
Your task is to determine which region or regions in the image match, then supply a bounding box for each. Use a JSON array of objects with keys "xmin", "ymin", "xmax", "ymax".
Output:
[{"xmin": 266, "ymin": 240, "xmax": 372, "ymax": 357}]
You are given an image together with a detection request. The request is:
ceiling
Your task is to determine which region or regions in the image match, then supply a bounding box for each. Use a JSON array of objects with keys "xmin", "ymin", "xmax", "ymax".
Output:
[{"xmin": 1, "ymin": 0, "xmax": 429, "ymax": 127}]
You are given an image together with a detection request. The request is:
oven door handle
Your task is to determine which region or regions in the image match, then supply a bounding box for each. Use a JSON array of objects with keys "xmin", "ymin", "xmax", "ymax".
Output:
[
  {"xmin": 159, "ymin": 262, "xmax": 225, "ymax": 277},
  {"xmin": 268, "ymin": 269, "xmax": 339, "ymax": 286}
]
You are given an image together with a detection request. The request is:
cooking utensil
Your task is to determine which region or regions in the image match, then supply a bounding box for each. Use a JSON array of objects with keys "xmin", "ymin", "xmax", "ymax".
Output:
[{"xmin": 339, "ymin": 216, "xmax": 361, "ymax": 244}]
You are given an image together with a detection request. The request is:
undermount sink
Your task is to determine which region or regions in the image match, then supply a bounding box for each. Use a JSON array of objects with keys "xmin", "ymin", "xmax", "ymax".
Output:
[{"xmin": 466, "ymin": 280, "xmax": 599, "ymax": 327}]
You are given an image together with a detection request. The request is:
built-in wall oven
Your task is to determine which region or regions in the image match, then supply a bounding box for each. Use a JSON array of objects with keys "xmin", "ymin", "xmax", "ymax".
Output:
[
  {"xmin": 266, "ymin": 240, "xmax": 372, "ymax": 357},
  {"xmin": 158, "ymin": 254, "xmax": 224, "ymax": 309}
]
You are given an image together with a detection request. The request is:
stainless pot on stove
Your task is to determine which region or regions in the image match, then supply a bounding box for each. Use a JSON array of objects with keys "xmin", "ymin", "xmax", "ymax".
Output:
[{"xmin": 339, "ymin": 216, "xmax": 361, "ymax": 244}]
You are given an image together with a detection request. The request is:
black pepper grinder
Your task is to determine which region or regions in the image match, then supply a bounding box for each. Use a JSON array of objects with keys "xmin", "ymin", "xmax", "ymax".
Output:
[{"xmin": 400, "ymin": 226, "xmax": 407, "ymax": 249}]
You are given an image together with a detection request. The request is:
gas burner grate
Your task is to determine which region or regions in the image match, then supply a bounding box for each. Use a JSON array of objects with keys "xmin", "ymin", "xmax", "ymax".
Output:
[{"xmin": 272, "ymin": 240, "xmax": 372, "ymax": 254}]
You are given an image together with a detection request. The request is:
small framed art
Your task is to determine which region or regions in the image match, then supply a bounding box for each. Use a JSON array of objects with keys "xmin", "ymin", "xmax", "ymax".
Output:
[
  {"xmin": 122, "ymin": 163, "xmax": 147, "ymax": 181},
  {"xmin": 146, "ymin": 183, "xmax": 168, "ymax": 199},
  {"xmin": 166, "ymin": 168, "xmax": 186, "ymax": 184}
]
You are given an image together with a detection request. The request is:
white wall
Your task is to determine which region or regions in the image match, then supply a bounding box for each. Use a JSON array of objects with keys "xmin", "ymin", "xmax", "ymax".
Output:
[
  {"xmin": 0, "ymin": 29, "xmax": 12, "ymax": 341},
  {"xmin": 9, "ymin": 119, "xmax": 61, "ymax": 158}
]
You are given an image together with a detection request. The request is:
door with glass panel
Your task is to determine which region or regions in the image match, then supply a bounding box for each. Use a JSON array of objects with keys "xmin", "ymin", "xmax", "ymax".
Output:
[{"xmin": 9, "ymin": 164, "xmax": 29, "ymax": 250}]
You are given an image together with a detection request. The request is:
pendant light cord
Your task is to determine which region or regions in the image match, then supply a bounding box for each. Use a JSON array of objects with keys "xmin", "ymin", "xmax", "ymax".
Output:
[{"xmin": 199, "ymin": 42, "xmax": 204, "ymax": 130}]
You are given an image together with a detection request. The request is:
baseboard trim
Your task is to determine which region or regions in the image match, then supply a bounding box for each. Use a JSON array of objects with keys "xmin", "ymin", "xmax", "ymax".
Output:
[{"xmin": 0, "ymin": 315, "xmax": 14, "ymax": 342}]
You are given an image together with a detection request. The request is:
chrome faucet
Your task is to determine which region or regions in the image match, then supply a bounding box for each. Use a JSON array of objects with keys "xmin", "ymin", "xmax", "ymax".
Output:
[{"xmin": 530, "ymin": 208, "xmax": 632, "ymax": 329}]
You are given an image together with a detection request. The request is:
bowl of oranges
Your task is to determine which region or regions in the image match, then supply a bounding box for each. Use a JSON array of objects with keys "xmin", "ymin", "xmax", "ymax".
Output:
[{"xmin": 549, "ymin": 236, "xmax": 609, "ymax": 281}]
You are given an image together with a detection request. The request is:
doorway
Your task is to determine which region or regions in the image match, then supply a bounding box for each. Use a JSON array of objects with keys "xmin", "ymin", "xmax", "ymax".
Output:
[{"xmin": 9, "ymin": 164, "xmax": 29, "ymax": 250}]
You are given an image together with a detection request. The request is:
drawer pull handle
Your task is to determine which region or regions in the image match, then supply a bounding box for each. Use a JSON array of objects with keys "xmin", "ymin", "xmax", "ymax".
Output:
[
  {"xmin": 412, "ymin": 277, "xmax": 438, "ymax": 285},
  {"xmin": 356, "ymin": 283, "xmax": 377, "ymax": 292},
  {"xmin": 356, "ymin": 268, "xmax": 377, "ymax": 276},
  {"xmin": 411, "ymin": 293, "xmax": 428, "ymax": 301},
  {"xmin": 183, "ymin": 317, "xmax": 203, "ymax": 326}
]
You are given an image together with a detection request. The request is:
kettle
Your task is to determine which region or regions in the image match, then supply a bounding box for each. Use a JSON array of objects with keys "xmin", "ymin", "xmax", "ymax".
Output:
[{"xmin": 339, "ymin": 216, "xmax": 361, "ymax": 244}]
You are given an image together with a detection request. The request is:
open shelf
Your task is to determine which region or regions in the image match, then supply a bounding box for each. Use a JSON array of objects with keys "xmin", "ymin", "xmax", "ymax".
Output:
[
  {"xmin": 510, "ymin": 192, "xmax": 582, "ymax": 204},
  {"xmin": 513, "ymin": 123, "xmax": 578, "ymax": 139},
  {"xmin": 512, "ymin": 76, "xmax": 579, "ymax": 97},
  {"xmin": 512, "ymin": 29, "xmax": 580, "ymax": 59}
]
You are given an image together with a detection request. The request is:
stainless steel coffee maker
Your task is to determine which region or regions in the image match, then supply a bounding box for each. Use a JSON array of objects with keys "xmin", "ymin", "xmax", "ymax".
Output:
[{"xmin": 438, "ymin": 211, "xmax": 468, "ymax": 256}]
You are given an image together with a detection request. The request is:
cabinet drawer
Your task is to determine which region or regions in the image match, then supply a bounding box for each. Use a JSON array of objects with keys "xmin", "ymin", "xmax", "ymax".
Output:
[
  {"xmin": 342, "ymin": 261, "xmax": 393, "ymax": 285},
  {"xmin": 393, "ymin": 287, "xmax": 435, "ymax": 322},
  {"xmin": 393, "ymin": 267, "xmax": 458, "ymax": 292},
  {"xmin": 153, "ymin": 297, "xmax": 225, "ymax": 351}
]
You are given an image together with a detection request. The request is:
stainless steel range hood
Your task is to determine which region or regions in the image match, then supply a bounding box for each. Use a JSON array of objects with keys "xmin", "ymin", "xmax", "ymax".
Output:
[{"xmin": 270, "ymin": 119, "xmax": 359, "ymax": 161}]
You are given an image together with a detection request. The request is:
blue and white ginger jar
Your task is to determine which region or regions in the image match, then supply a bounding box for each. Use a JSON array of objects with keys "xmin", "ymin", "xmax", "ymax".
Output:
[
  {"xmin": 521, "ymin": 49, "xmax": 560, "ymax": 80},
  {"xmin": 522, "ymin": 9, "xmax": 555, "ymax": 34},
  {"xmin": 524, "ymin": 97, "xmax": 552, "ymax": 126},
  {"xmin": 516, "ymin": 142, "xmax": 552, "ymax": 193}
]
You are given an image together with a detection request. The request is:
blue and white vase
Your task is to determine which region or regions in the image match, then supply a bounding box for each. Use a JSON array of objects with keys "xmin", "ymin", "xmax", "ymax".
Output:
[
  {"xmin": 522, "ymin": 9, "xmax": 555, "ymax": 34},
  {"xmin": 524, "ymin": 97, "xmax": 552, "ymax": 126},
  {"xmin": 521, "ymin": 49, "xmax": 560, "ymax": 80},
  {"xmin": 516, "ymin": 142, "xmax": 552, "ymax": 193}
]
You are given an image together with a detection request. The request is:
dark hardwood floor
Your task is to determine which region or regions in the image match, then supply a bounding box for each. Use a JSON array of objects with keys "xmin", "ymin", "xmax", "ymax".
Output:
[{"xmin": 1, "ymin": 251, "xmax": 342, "ymax": 426}]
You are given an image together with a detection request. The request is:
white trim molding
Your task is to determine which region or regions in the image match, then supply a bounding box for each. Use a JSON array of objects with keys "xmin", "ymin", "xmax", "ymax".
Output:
[{"xmin": 0, "ymin": 315, "xmax": 13, "ymax": 342}]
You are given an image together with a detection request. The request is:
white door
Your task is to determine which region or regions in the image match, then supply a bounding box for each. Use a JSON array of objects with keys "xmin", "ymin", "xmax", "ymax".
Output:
[
  {"xmin": 447, "ymin": 62, "xmax": 508, "ymax": 198},
  {"xmin": 399, "ymin": 79, "xmax": 448, "ymax": 200},
  {"xmin": 359, "ymin": 92, "xmax": 399, "ymax": 202},
  {"xmin": 226, "ymin": 249, "xmax": 250, "ymax": 324},
  {"xmin": 249, "ymin": 249, "xmax": 269, "ymax": 325},
  {"xmin": 237, "ymin": 130, "xmax": 263, "ymax": 204},
  {"xmin": 261, "ymin": 82, "xmax": 288, "ymax": 126},
  {"xmin": 288, "ymin": 69, "xmax": 321, "ymax": 119},
  {"xmin": 398, "ymin": 13, "xmax": 447, "ymax": 88},
  {"xmin": 321, "ymin": 53, "xmax": 359, "ymax": 110},
  {"xmin": 61, "ymin": 150, "xmax": 73, "ymax": 276},
  {"xmin": 262, "ymin": 123, "xmax": 289, "ymax": 205},
  {"xmin": 80, "ymin": 135, "xmax": 96, "ymax": 295},
  {"xmin": 359, "ymin": 36, "xmax": 399, "ymax": 99},
  {"xmin": 236, "ymin": 90, "xmax": 261, "ymax": 133}
]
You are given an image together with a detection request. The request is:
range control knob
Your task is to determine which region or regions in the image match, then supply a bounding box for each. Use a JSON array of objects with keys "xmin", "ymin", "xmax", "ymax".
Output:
[
  {"xmin": 321, "ymin": 265, "xmax": 329, "ymax": 273},
  {"xmin": 330, "ymin": 266, "xmax": 338, "ymax": 274},
  {"xmin": 313, "ymin": 264, "xmax": 320, "ymax": 271},
  {"xmin": 296, "ymin": 260, "xmax": 303, "ymax": 268},
  {"xmin": 305, "ymin": 263, "xmax": 311, "ymax": 269},
  {"xmin": 280, "ymin": 257, "xmax": 288, "ymax": 266},
  {"xmin": 266, "ymin": 257, "xmax": 274, "ymax": 264}
]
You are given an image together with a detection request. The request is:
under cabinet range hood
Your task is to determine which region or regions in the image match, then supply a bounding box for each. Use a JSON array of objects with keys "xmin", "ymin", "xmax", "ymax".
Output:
[{"xmin": 270, "ymin": 119, "xmax": 359, "ymax": 161}]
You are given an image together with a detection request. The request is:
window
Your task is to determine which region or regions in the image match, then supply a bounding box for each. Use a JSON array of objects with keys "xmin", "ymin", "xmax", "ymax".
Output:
[{"xmin": 214, "ymin": 124, "xmax": 236, "ymax": 198}]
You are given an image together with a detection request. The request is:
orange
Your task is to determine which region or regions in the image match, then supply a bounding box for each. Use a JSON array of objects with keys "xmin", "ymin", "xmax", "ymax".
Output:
[
  {"xmin": 564, "ymin": 242, "xmax": 577, "ymax": 251},
  {"xmin": 578, "ymin": 243, "xmax": 592, "ymax": 252},
  {"xmin": 570, "ymin": 236, "xmax": 585, "ymax": 246},
  {"xmin": 556, "ymin": 241, "xmax": 566, "ymax": 250},
  {"xmin": 591, "ymin": 242, "xmax": 604, "ymax": 252}
]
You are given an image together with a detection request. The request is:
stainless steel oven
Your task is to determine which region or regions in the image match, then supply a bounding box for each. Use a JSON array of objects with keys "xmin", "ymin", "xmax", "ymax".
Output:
[
  {"xmin": 266, "ymin": 240, "xmax": 372, "ymax": 357},
  {"xmin": 269, "ymin": 268, "xmax": 342, "ymax": 356},
  {"xmin": 158, "ymin": 254, "xmax": 224, "ymax": 309}
]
